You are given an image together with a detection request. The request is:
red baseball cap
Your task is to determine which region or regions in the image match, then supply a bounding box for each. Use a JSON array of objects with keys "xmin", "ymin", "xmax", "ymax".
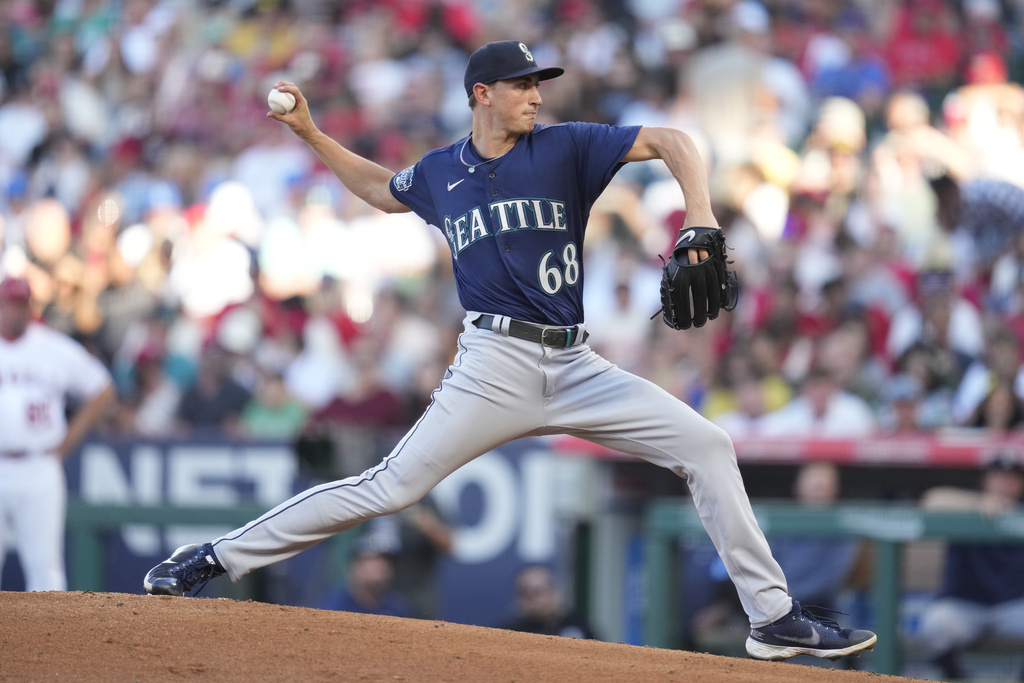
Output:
[{"xmin": 0, "ymin": 277, "xmax": 31, "ymax": 302}]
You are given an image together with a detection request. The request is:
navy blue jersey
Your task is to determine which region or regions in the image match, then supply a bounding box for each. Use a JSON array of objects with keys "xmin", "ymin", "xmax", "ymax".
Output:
[
  {"xmin": 390, "ymin": 122, "xmax": 641, "ymax": 326},
  {"xmin": 939, "ymin": 543, "xmax": 1024, "ymax": 605}
]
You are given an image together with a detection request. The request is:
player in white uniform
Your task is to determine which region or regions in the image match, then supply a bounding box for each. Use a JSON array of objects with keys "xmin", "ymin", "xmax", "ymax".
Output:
[
  {"xmin": 0, "ymin": 276, "xmax": 116, "ymax": 591},
  {"xmin": 144, "ymin": 41, "xmax": 876, "ymax": 661}
]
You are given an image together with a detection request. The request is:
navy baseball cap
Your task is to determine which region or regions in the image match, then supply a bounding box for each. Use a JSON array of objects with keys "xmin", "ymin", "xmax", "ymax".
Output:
[{"xmin": 464, "ymin": 40, "xmax": 564, "ymax": 96}]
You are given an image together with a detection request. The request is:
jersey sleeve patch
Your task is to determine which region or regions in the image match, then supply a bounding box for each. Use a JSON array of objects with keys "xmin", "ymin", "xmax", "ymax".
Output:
[{"xmin": 394, "ymin": 166, "xmax": 414, "ymax": 192}]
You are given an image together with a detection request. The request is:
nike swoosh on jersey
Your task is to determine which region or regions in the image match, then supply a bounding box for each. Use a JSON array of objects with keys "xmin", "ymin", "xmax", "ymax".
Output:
[{"xmin": 447, "ymin": 179, "xmax": 465, "ymax": 191}]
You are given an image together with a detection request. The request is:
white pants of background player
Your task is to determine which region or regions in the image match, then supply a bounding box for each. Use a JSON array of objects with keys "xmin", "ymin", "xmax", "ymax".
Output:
[
  {"xmin": 919, "ymin": 597, "xmax": 1024, "ymax": 655},
  {"xmin": 0, "ymin": 452, "xmax": 67, "ymax": 591},
  {"xmin": 212, "ymin": 313, "xmax": 793, "ymax": 627}
]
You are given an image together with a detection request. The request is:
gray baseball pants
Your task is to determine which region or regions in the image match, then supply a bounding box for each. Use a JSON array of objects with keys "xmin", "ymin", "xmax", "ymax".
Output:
[{"xmin": 211, "ymin": 313, "xmax": 792, "ymax": 627}]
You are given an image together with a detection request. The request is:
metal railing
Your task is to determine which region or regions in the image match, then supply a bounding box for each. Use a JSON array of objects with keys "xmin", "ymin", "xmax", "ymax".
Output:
[{"xmin": 64, "ymin": 501, "xmax": 271, "ymax": 591}]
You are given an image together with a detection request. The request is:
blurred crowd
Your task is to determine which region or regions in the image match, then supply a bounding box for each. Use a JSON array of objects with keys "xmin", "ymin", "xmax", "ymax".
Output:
[{"xmin": 2, "ymin": 0, "xmax": 1024, "ymax": 458}]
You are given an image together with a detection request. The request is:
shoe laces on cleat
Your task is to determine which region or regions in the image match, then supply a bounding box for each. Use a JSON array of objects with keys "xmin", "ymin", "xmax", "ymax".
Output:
[
  {"xmin": 172, "ymin": 546, "xmax": 223, "ymax": 596},
  {"xmin": 774, "ymin": 603, "xmax": 857, "ymax": 645},
  {"xmin": 796, "ymin": 604, "xmax": 845, "ymax": 631}
]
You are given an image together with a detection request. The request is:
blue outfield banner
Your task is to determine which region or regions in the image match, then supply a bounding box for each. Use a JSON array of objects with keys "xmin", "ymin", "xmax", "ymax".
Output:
[
  {"xmin": 431, "ymin": 444, "xmax": 566, "ymax": 627},
  {"xmin": 23, "ymin": 436, "xmax": 565, "ymax": 627},
  {"xmin": 58, "ymin": 437, "xmax": 305, "ymax": 603}
]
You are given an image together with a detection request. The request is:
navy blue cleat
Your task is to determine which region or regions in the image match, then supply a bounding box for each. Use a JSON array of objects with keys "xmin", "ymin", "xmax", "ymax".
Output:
[
  {"xmin": 143, "ymin": 543, "xmax": 225, "ymax": 597},
  {"xmin": 746, "ymin": 601, "xmax": 877, "ymax": 661}
]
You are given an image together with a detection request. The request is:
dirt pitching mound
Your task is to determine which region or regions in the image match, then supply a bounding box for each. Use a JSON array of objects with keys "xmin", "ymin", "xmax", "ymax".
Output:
[{"xmin": 0, "ymin": 591, "xmax": 920, "ymax": 682}]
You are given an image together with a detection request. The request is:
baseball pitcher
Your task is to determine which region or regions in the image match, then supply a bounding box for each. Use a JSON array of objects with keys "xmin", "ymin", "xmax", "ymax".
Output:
[{"xmin": 144, "ymin": 40, "xmax": 876, "ymax": 661}]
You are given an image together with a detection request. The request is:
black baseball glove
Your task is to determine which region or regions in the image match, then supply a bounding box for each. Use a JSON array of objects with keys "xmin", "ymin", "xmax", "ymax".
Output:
[{"xmin": 654, "ymin": 227, "xmax": 739, "ymax": 330}]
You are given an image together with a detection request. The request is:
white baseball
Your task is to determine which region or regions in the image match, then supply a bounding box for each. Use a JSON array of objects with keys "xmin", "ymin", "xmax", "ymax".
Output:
[{"xmin": 268, "ymin": 88, "xmax": 296, "ymax": 114}]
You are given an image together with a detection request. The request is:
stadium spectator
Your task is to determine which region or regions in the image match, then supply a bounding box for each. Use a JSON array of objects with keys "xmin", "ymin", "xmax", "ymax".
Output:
[
  {"xmin": 929, "ymin": 173, "xmax": 1024, "ymax": 282},
  {"xmin": 886, "ymin": 265, "xmax": 984, "ymax": 371},
  {"xmin": 768, "ymin": 462, "xmax": 866, "ymax": 611},
  {"xmin": 883, "ymin": 0, "xmax": 962, "ymax": 103},
  {"xmin": 877, "ymin": 373, "xmax": 928, "ymax": 434},
  {"xmin": 238, "ymin": 368, "xmax": 309, "ymax": 441},
  {"xmin": 319, "ymin": 536, "xmax": 412, "ymax": 618},
  {"xmin": 916, "ymin": 453, "xmax": 1024, "ymax": 680},
  {"xmin": 813, "ymin": 307, "xmax": 890, "ymax": 404},
  {"xmin": 893, "ymin": 342, "xmax": 958, "ymax": 431},
  {"xmin": 809, "ymin": 6, "xmax": 891, "ymax": 125},
  {"xmin": 175, "ymin": 339, "xmax": 251, "ymax": 436},
  {"xmin": 585, "ymin": 276, "xmax": 657, "ymax": 375},
  {"xmin": 943, "ymin": 49, "xmax": 1024, "ymax": 188},
  {"xmin": 965, "ymin": 380, "xmax": 1024, "ymax": 432},
  {"xmin": 711, "ymin": 371, "xmax": 771, "ymax": 438},
  {"xmin": 952, "ymin": 324, "xmax": 1024, "ymax": 426},
  {"xmin": 869, "ymin": 91, "xmax": 974, "ymax": 262},
  {"xmin": 702, "ymin": 338, "xmax": 792, "ymax": 425},
  {"xmin": 502, "ymin": 565, "xmax": 597, "ymax": 640},
  {"xmin": 117, "ymin": 341, "xmax": 181, "ymax": 438},
  {"xmin": 759, "ymin": 363, "xmax": 877, "ymax": 437}
]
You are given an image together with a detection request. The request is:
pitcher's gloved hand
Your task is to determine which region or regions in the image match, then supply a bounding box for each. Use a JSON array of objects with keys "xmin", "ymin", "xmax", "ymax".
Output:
[{"xmin": 655, "ymin": 227, "xmax": 739, "ymax": 330}]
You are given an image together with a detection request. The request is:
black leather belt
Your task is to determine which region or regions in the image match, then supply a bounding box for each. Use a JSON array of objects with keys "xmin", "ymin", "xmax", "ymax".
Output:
[{"xmin": 474, "ymin": 314, "xmax": 589, "ymax": 348}]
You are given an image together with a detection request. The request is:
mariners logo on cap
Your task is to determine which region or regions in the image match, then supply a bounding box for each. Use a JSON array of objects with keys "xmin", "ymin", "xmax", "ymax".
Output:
[{"xmin": 463, "ymin": 40, "xmax": 564, "ymax": 97}]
